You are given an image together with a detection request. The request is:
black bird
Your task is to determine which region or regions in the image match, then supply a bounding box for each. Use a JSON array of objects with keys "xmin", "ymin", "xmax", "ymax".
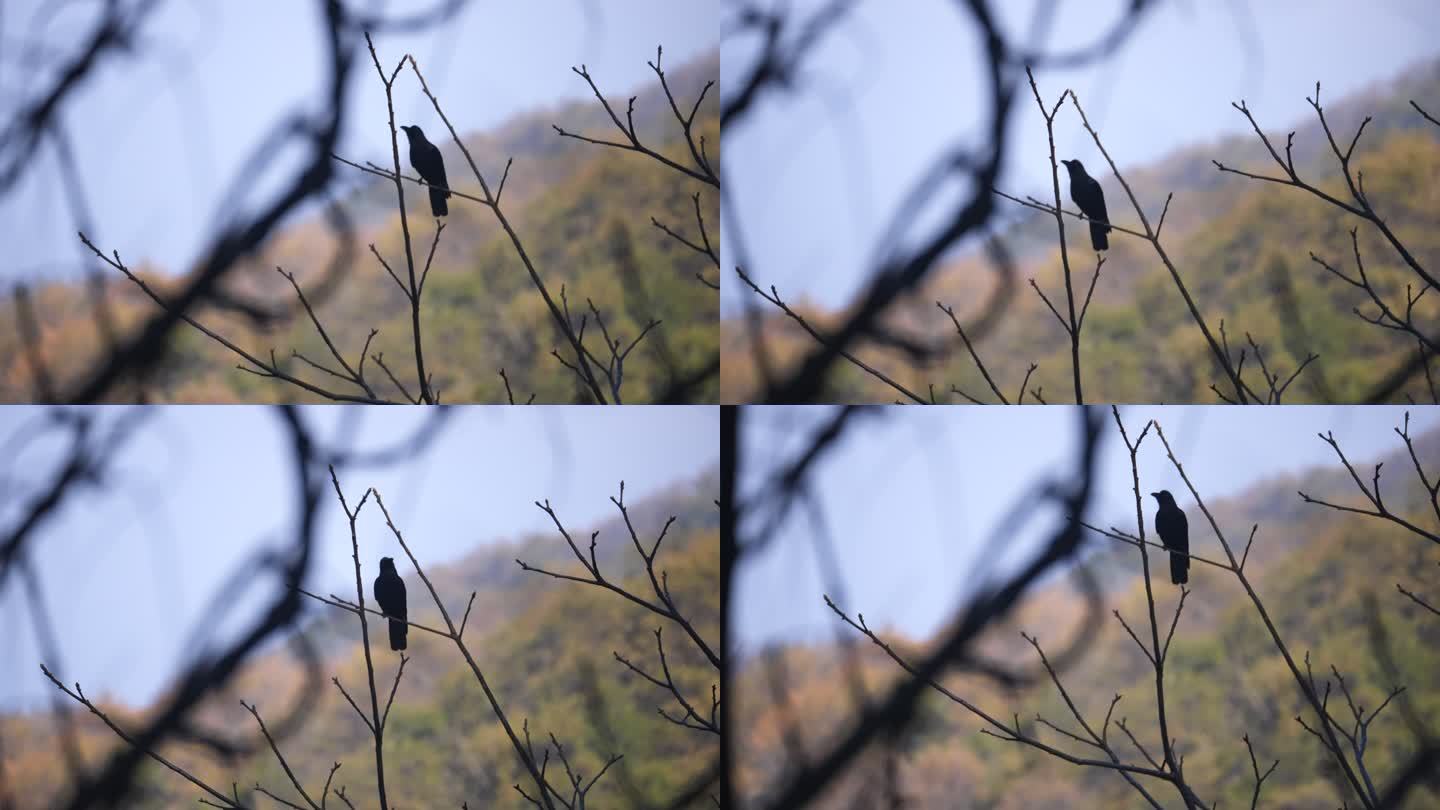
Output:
[
  {"xmin": 400, "ymin": 125, "xmax": 450, "ymax": 217},
  {"xmin": 1150, "ymin": 490, "xmax": 1189, "ymax": 585},
  {"xmin": 1061, "ymin": 159, "xmax": 1110, "ymax": 251},
  {"xmin": 373, "ymin": 556, "xmax": 408, "ymax": 651}
]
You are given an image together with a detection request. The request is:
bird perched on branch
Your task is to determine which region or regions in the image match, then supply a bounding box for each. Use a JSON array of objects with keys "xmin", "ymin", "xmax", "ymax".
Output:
[
  {"xmin": 1150, "ymin": 490, "xmax": 1189, "ymax": 585},
  {"xmin": 1061, "ymin": 159, "xmax": 1110, "ymax": 251},
  {"xmin": 374, "ymin": 556, "xmax": 408, "ymax": 651},
  {"xmin": 400, "ymin": 125, "xmax": 450, "ymax": 217}
]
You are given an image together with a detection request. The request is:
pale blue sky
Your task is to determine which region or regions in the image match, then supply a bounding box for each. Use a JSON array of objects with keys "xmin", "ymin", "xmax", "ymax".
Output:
[
  {"xmin": 734, "ymin": 406, "xmax": 1440, "ymax": 655},
  {"xmin": 1, "ymin": 0, "xmax": 718, "ymax": 282},
  {"xmin": 720, "ymin": 0, "xmax": 1440, "ymax": 313},
  {"xmin": 0, "ymin": 405, "xmax": 718, "ymax": 709}
]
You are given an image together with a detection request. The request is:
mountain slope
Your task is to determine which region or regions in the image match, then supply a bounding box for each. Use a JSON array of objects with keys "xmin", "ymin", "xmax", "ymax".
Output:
[
  {"xmin": 735, "ymin": 429, "xmax": 1440, "ymax": 808},
  {"xmin": 721, "ymin": 55, "xmax": 1440, "ymax": 403},
  {"xmin": 0, "ymin": 470, "xmax": 720, "ymax": 808},
  {"xmin": 0, "ymin": 52, "xmax": 719, "ymax": 403}
]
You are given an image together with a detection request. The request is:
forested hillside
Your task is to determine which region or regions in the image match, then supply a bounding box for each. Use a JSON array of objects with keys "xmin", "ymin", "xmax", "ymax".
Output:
[
  {"xmin": 735, "ymin": 428, "xmax": 1440, "ymax": 808},
  {"xmin": 0, "ymin": 52, "xmax": 719, "ymax": 404},
  {"xmin": 1, "ymin": 471, "xmax": 720, "ymax": 808},
  {"xmin": 722, "ymin": 57, "xmax": 1440, "ymax": 403}
]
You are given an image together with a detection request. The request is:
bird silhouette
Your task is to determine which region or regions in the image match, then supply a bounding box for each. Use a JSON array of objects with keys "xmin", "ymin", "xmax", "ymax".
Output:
[
  {"xmin": 1061, "ymin": 159, "xmax": 1110, "ymax": 251},
  {"xmin": 401, "ymin": 125, "xmax": 450, "ymax": 217},
  {"xmin": 373, "ymin": 556, "xmax": 408, "ymax": 651},
  {"xmin": 1151, "ymin": 490, "xmax": 1189, "ymax": 585}
]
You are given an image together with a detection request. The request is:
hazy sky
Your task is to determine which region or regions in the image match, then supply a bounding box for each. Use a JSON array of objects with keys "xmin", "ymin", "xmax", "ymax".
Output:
[
  {"xmin": 0, "ymin": 405, "xmax": 718, "ymax": 709},
  {"xmin": 733, "ymin": 406, "xmax": 1440, "ymax": 656},
  {"xmin": 1, "ymin": 0, "xmax": 718, "ymax": 282},
  {"xmin": 720, "ymin": 0, "xmax": 1440, "ymax": 314}
]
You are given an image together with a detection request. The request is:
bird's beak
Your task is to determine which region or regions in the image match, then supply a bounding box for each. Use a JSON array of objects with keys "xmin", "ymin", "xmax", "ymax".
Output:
[{"xmin": 1149, "ymin": 492, "xmax": 1158, "ymax": 498}]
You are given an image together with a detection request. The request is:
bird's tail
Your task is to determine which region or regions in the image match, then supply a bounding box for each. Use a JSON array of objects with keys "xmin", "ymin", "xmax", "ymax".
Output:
[
  {"xmin": 429, "ymin": 185, "xmax": 449, "ymax": 217},
  {"xmin": 1170, "ymin": 550, "xmax": 1189, "ymax": 585},
  {"xmin": 1090, "ymin": 220, "xmax": 1110, "ymax": 251},
  {"xmin": 389, "ymin": 617, "xmax": 407, "ymax": 651}
]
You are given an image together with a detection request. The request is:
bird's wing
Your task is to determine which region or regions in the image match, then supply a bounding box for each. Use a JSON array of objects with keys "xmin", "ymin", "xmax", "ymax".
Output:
[
  {"xmin": 1082, "ymin": 176, "xmax": 1108, "ymax": 224},
  {"xmin": 1161, "ymin": 509, "xmax": 1188, "ymax": 551},
  {"xmin": 374, "ymin": 575, "xmax": 402, "ymax": 616},
  {"xmin": 1156, "ymin": 508, "xmax": 1180, "ymax": 550},
  {"xmin": 428, "ymin": 143, "xmax": 449, "ymax": 190}
]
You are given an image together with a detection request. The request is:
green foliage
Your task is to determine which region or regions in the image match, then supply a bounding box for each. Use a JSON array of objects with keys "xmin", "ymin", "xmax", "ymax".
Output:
[
  {"xmin": 736, "ymin": 438, "xmax": 1440, "ymax": 808},
  {"xmin": 0, "ymin": 476, "xmax": 718, "ymax": 809},
  {"xmin": 721, "ymin": 66, "xmax": 1440, "ymax": 403},
  {"xmin": 0, "ymin": 55, "xmax": 719, "ymax": 404}
]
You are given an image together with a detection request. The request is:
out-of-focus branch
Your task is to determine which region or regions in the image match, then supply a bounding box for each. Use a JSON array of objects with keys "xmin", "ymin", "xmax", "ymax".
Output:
[
  {"xmin": 721, "ymin": 0, "xmax": 857, "ymax": 128},
  {"xmin": 823, "ymin": 598, "xmax": 1167, "ymax": 807},
  {"xmin": 735, "ymin": 267, "xmax": 927, "ymax": 404},
  {"xmin": 40, "ymin": 665, "xmax": 244, "ymax": 809},
  {"xmin": 12, "ymin": 284, "xmax": 55, "ymax": 403},
  {"xmin": 36, "ymin": 407, "xmax": 330, "ymax": 808},
  {"xmin": 0, "ymin": 0, "xmax": 164, "ymax": 193},
  {"xmin": 78, "ymin": 233, "xmax": 392, "ymax": 403},
  {"xmin": 822, "ymin": 408, "xmax": 1210, "ymax": 808},
  {"xmin": 73, "ymin": 28, "xmax": 442, "ymax": 405},
  {"xmin": 760, "ymin": 408, "xmax": 1103, "ymax": 808},
  {"xmin": 728, "ymin": 1, "xmax": 1154, "ymax": 404},
  {"xmin": 740, "ymin": 0, "xmax": 1021, "ymax": 404},
  {"xmin": 63, "ymin": 1, "xmax": 356, "ymax": 403},
  {"xmin": 0, "ymin": 411, "xmax": 146, "ymax": 592}
]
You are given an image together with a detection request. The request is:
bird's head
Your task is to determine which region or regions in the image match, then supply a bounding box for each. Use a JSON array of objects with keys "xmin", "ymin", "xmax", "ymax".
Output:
[
  {"xmin": 1061, "ymin": 159, "xmax": 1084, "ymax": 177},
  {"xmin": 380, "ymin": 556, "xmax": 397, "ymax": 572},
  {"xmin": 1150, "ymin": 490, "xmax": 1176, "ymax": 506},
  {"xmin": 400, "ymin": 125, "xmax": 422, "ymax": 142}
]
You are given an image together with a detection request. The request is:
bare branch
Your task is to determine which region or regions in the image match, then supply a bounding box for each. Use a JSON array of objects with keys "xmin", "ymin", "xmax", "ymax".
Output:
[{"xmin": 555, "ymin": 48, "xmax": 718, "ymax": 187}]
